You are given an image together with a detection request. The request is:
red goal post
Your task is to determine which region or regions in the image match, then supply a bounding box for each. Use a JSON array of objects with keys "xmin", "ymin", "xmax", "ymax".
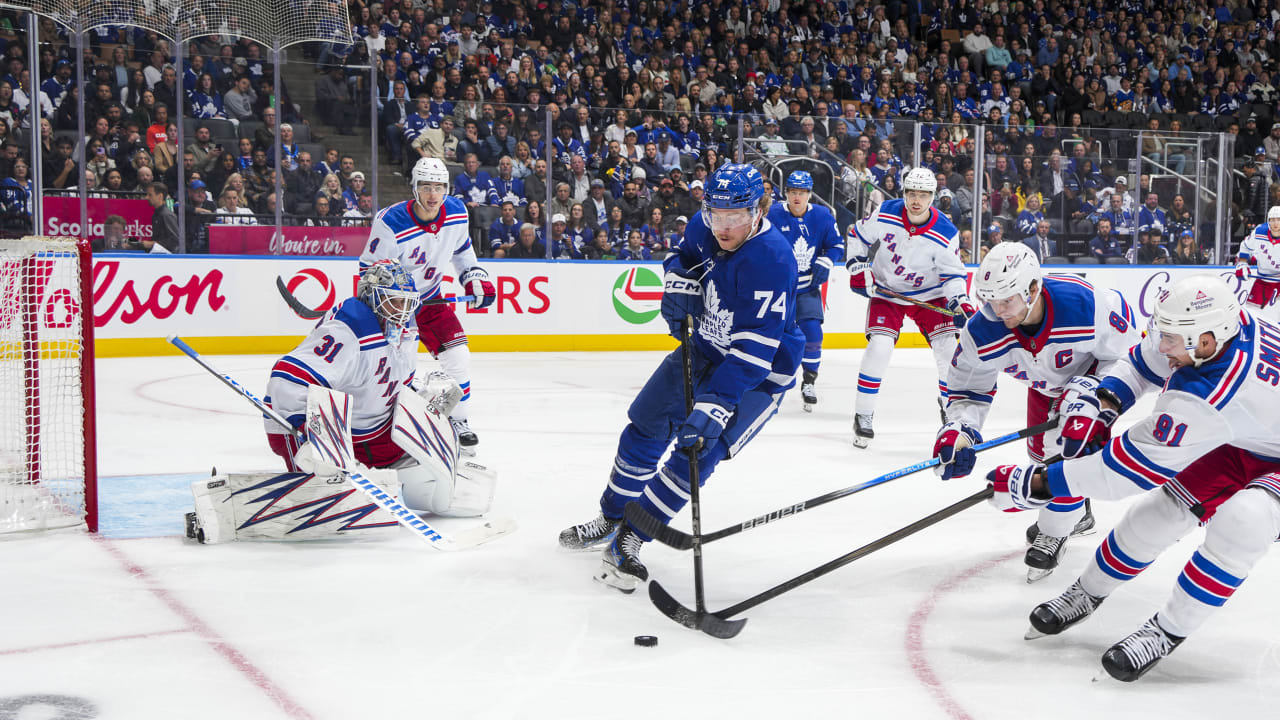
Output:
[{"xmin": 0, "ymin": 236, "xmax": 97, "ymax": 534}]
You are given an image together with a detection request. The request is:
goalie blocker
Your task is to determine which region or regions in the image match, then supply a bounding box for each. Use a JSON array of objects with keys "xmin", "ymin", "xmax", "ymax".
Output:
[{"xmin": 187, "ymin": 381, "xmax": 498, "ymax": 543}]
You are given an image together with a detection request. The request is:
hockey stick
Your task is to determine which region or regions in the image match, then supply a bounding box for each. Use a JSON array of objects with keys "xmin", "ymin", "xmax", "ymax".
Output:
[
  {"xmin": 275, "ymin": 275, "xmax": 475, "ymax": 320},
  {"xmin": 166, "ymin": 335, "xmax": 511, "ymax": 551},
  {"xmin": 649, "ymin": 486, "xmax": 995, "ymax": 638},
  {"xmin": 640, "ymin": 316, "xmax": 747, "ymax": 640},
  {"xmin": 873, "ymin": 286, "xmax": 961, "ymax": 316},
  {"xmin": 626, "ymin": 418, "xmax": 1058, "ymax": 550}
]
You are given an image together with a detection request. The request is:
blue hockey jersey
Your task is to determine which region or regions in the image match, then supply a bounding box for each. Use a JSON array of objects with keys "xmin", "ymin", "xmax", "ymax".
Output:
[
  {"xmin": 767, "ymin": 201, "xmax": 845, "ymax": 293},
  {"xmin": 664, "ymin": 213, "xmax": 805, "ymax": 408}
]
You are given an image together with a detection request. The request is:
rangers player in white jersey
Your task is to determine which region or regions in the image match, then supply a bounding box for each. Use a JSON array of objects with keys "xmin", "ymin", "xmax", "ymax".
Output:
[
  {"xmin": 360, "ymin": 157, "xmax": 496, "ymax": 453},
  {"xmin": 936, "ymin": 242, "xmax": 1140, "ymax": 581},
  {"xmin": 985, "ymin": 275, "xmax": 1280, "ymax": 681},
  {"xmin": 1234, "ymin": 205, "xmax": 1280, "ymax": 322},
  {"xmin": 845, "ymin": 167, "xmax": 977, "ymax": 447}
]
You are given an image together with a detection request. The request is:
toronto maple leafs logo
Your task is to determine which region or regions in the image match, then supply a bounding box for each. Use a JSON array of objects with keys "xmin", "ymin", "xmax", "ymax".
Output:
[
  {"xmin": 793, "ymin": 237, "xmax": 815, "ymax": 271},
  {"xmin": 697, "ymin": 280, "xmax": 734, "ymax": 351}
]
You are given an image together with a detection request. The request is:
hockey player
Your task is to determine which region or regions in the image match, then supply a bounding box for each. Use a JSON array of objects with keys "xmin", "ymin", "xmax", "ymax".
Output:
[
  {"xmin": 986, "ymin": 275, "xmax": 1280, "ymax": 681},
  {"xmin": 558, "ymin": 163, "xmax": 804, "ymax": 593},
  {"xmin": 935, "ymin": 242, "xmax": 1139, "ymax": 581},
  {"xmin": 766, "ymin": 170, "xmax": 844, "ymax": 411},
  {"xmin": 846, "ymin": 166, "xmax": 976, "ymax": 447},
  {"xmin": 360, "ymin": 157, "xmax": 496, "ymax": 454},
  {"xmin": 1234, "ymin": 205, "xmax": 1280, "ymax": 322},
  {"xmin": 186, "ymin": 262, "xmax": 495, "ymax": 544}
]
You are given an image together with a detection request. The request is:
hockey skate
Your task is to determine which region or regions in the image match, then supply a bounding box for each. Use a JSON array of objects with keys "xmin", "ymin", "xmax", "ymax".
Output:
[
  {"xmin": 853, "ymin": 413, "xmax": 874, "ymax": 448},
  {"xmin": 1025, "ymin": 499, "xmax": 1096, "ymax": 544},
  {"xmin": 801, "ymin": 370, "xmax": 818, "ymax": 412},
  {"xmin": 558, "ymin": 512, "xmax": 620, "ymax": 551},
  {"xmin": 1025, "ymin": 531, "xmax": 1068, "ymax": 583},
  {"xmin": 1025, "ymin": 580, "xmax": 1104, "ymax": 639},
  {"xmin": 1100, "ymin": 615, "xmax": 1184, "ymax": 682},
  {"xmin": 594, "ymin": 522, "xmax": 648, "ymax": 593},
  {"xmin": 450, "ymin": 417, "xmax": 478, "ymax": 456}
]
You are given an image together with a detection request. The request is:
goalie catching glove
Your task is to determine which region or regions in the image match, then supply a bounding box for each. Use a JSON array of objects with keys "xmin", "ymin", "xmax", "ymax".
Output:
[
  {"xmin": 460, "ymin": 267, "xmax": 495, "ymax": 310},
  {"xmin": 1051, "ymin": 375, "xmax": 1118, "ymax": 459},
  {"xmin": 933, "ymin": 422, "xmax": 982, "ymax": 480},
  {"xmin": 986, "ymin": 463, "xmax": 1051, "ymax": 512}
]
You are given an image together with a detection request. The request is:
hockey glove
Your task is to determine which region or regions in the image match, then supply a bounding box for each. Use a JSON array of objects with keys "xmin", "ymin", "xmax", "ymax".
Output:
[
  {"xmin": 947, "ymin": 294, "xmax": 978, "ymax": 329},
  {"xmin": 933, "ymin": 422, "xmax": 983, "ymax": 480},
  {"xmin": 1234, "ymin": 261, "xmax": 1252, "ymax": 282},
  {"xmin": 676, "ymin": 401, "xmax": 732, "ymax": 450},
  {"xmin": 293, "ymin": 440, "xmax": 344, "ymax": 478},
  {"xmin": 810, "ymin": 257, "xmax": 832, "ymax": 287},
  {"xmin": 986, "ymin": 464, "xmax": 1050, "ymax": 512},
  {"xmin": 662, "ymin": 267, "xmax": 703, "ymax": 338},
  {"xmin": 1053, "ymin": 375, "xmax": 1119, "ymax": 459},
  {"xmin": 847, "ymin": 260, "xmax": 874, "ymax": 298},
  {"xmin": 460, "ymin": 267, "xmax": 496, "ymax": 310}
]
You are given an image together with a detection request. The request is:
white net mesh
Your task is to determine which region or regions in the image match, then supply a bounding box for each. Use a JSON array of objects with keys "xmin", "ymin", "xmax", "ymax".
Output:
[{"xmin": 0, "ymin": 237, "xmax": 89, "ymax": 534}]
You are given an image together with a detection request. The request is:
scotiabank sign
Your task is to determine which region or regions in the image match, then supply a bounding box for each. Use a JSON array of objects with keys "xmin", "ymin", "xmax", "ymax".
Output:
[{"xmin": 43, "ymin": 197, "xmax": 154, "ymax": 240}]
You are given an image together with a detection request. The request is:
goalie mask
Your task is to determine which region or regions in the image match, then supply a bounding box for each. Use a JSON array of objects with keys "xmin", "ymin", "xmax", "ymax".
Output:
[
  {"xmin": 359, "ymin": 261, "xmax": 420, "ymax": 330},
  {"xmin": 1152, "ymin": 274, "xmax": 1240, "ymax": 367},
  {"xmin": 974, "ymin": 241, "xmax": 1042, "ymax": 323}
]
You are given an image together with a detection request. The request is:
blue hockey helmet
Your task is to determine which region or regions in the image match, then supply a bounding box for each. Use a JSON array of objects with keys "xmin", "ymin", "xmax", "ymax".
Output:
[
  {"xmin": 703, "ymin": 163, "xmax": 765, "ymax": 211},
  {"xmin": 785, "ymin": 170, "xmax": 814, "ymax": 191},
  {"xmin": 358, "ymin": 260, "xmax": 420, "ymax": 329}
]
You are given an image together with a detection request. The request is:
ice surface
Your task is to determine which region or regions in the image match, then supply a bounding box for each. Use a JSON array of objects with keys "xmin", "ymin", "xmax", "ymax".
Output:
[{"xmin": 1, "ymin": 348, "xmax": 1277, "ymax": 719}]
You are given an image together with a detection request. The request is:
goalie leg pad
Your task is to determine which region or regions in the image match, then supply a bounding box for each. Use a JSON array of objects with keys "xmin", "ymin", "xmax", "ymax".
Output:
[
  {"xmin": 190, "ymin": 476, "xmax": 235, "ymax": 544},
  {"xmin": 400, "ymin": 459, "xmax": 498, "ymax": 517}
]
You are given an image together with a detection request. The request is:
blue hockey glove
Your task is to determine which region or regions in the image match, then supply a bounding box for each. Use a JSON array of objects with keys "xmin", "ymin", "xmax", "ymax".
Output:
[
  {"xmin": 810, "ymin": 258, "xmax": 832, "ymax": 287},
  {"xmin": 948, "ymin": 294, "xmax": 978, "ymax": 329},
  {"xmin": 676, "ymin": 401, "xmax": 732, "ymax": 450},
  {"xmin": 662, "ymin": 267, "xmax": 702, "ymax": 338},
  {"xmin": 987, "ymin": 464, "xmax": 1050, "ymax": 512},
  {"xmin": 932, "ymin": 422, "xmax": 983, "ymax": 480}
]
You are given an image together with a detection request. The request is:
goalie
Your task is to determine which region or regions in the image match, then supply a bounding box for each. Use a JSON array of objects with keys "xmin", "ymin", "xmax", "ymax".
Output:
[{"xmin": 185, "ymin": 261, "xmax": 498, "ymax": 544}]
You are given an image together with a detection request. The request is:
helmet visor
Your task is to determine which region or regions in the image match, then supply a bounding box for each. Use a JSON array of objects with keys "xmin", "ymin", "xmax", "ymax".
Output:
[{"xmin": 705, "ymin": 207, "xmax": 753, "ymax": 232}]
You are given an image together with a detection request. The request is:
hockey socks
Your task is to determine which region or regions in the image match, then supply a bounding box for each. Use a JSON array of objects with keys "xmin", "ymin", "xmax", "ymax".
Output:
[{"xmin": 799, "ymin": 318, "xmax": 822, "ymax": 375}]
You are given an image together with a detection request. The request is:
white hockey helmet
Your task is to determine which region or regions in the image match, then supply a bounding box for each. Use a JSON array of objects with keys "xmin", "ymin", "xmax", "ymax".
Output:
[
  {"xmin": 1152, "ymin": 274, "xmax": 1240, "ymax": 366},
  {"xmin": 411, "ymin": 157, "xmax": 450, "ymax": 193},
  {"xmin": 1269, "ymin": 206, "xmax": 1280, "ymax": 221},
  {"xmin": 902, "ymin": 167, "xmax": 937, "ymax": 195},
  {"xmin": 974, "ymin": 241, "xmax": 1042, "ymax": 319}
]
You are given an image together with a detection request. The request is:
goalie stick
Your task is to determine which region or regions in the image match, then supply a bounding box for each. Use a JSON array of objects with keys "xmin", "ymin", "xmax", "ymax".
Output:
[
  {"xmin": 627, "ymin": 419, "xmax": 1058, "ymax": 550},
  {"xmin": 648, "ymin": 487, "xmax": 995, "ymax": 639},
  {"xmin": 275, "ymin": 275, "xmax": 476, "ymax": 320},
  {"xmin": 873, "ymin": 286, "xmax": 962, "ymax": 316},
  {"xmin": 167, "ymin": 335, "xmax": 513, "ymax": 550}
]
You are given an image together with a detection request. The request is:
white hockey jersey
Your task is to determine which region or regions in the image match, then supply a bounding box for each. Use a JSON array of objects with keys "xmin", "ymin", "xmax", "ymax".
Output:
[
  {"xmin": 847, "ymin": 198, "xmax": 968, "ymax": 303},
  {"xmin": 359, "ymin": 196, "xmax": 479, "ymax": 301},
  {"xmin": 1238, "ymin": 223, "xmax": 1280, "ymax": 282},
  {"xmin": 947, "ymin": 275, "xmax": 1140, "ymax": 429},
  {"xmin": 1046, "ymin": 310, "xmax": 1280, "ymax": 502},
  {"xmin": 265, "ymin": 297, "xmax": 418, "ymax": 442}
]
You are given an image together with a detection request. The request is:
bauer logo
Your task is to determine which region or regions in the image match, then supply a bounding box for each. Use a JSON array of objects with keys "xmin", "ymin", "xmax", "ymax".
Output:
[{"xmin": 611, "ymin": 267, "xmax": 663, "ymax": 324}]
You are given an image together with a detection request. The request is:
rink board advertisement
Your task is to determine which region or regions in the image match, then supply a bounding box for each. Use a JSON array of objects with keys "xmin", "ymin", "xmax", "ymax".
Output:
[{"xmin": 83, "ymin": 255, "xmax": 1246, "ymax": 356}]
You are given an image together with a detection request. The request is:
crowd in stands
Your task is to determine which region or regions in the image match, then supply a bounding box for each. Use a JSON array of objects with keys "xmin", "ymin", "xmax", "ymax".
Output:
[{"xmin": 4, "ymin": 0, "xmax": 1280, "ymax": 261}]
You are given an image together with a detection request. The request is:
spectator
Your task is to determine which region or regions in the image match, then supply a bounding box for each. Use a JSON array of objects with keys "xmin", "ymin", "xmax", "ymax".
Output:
[
  {"xmin": 646, "ymin": 178, "xmax": 682, "ymax": 233},
  {"xmin": 145, "ymin": 181, "xmax": 179, "ymax": 251},
  {"xmin": 412, "ymin": 116, "xmax": 458, "ymax": 166},
  {"xmin": 1137, "ymin": 192, "xmax": 1167, "ymax": 236},
  {"xmin": 144, "ymin": 103, "xmax": 170, "ymax": 152},
  {"xmin": 342, "ymin": 192, "xmax": 374, "ymax": 226},
  {"xmin": 1238, "ymin": 160, "xmax": 1268, "ymax": 227},
  {"xmin": 483, "ymin": 122, "xmax": 517, "ymax": 166},
  {"xmin": 637, "ymin": 143, "xmax": 665, "ymax": 187},
  {"xmin": 582, "ymin": 229, "xmax": 617, "ymax": 261},
  {"xmin": 0, "ymin": 158, "xmax": 33, "ymax": 233},
  {"xmin": 43, "ymin": 136, "xmax": 78, "ymax": 190},
  {"xmin": 306, "ymin": 196, "xmax": 336, "ymax": 226},
  {"xmin": 1015, "ymin": 193, "xmax": 1045, "ymax": 240},
  {"xmin": 98, "ymin": 214, "xmax": 128, "ymax": 251},
  {"xmin": 314, "ymin": 65, "xmax": 356, "ymax": 135},
  {"xmin": 1134, "ymin": 228, "xmax": 1171, "ymax": 265},
  {"xmin": 617, "ymin": 229, "xmax": 653, "ymax": 261},
  {"xmin": 567, "ymin": 155, "xmax": 592, "ymax": 203},
  {"xmin": 489, "ymin": 201, "xmax": 522, "ymax": 257},
  {"xmin": 284, "ymin": 151, "xmax": 321, "ymax": 214},
  {"xmin": 1100, "ymin": 191, "xmax": 1135, "ymax": 241},
  {"xmin": 487, "ymin": 156, "xmax": 526, "ymax": 207},
  {"xmin": 216, "ymin": 188, "xmax": 257, "ymax": 225},
  {"xmin": 1170, "ymin": 230, "xmax": 1207, "ymax": 265},
  {"xmin": 549, "ymin": 214, "xmax": 578, "ymax": 259},
  {"xmin": 183, "ymin": 179, "xmax": 216, "ymax": 252},
  {"xmin": 654, "ymin": 134, "xmax": 680, "ymax": 173},
  {"xmin": 1089, "ymin": 218, "xmax": 1122, "ymax": 261},
  {"xmin": 187, "ymin": 124, "xmax": 223, "ymax": 175},
  {"xmin": 1024, "ymin": 219, "xmax": 1059, "ymax": 261},
  {"xmin": 342, "ymin": 172, "xmax": 367, "ymax": 212},
  {"xmin": 223, "ymin": 76, "xmax": 256, "ymax": 123},
  {"xmin": 315, "ymin": 172, "xmax": 343, "ymax": 211},
  {"xmin": 583, "ymin": 179, "xmax": 614, "ymax": 230},
  {"xmin": 457, "ymin": 119, "xmax": 485, "ymax": 160},
  {"xmin": 243, "ymin": 149, "xmax": 273, "ymax": 212},
  {"xmin": 506, "ymin": 223, "xmax": 546, "ymax": 259},
  {"xmin": 454, "ymin": 153, "xmax": 493, "ymax": 211},
  {"xmin": 566, "ymin": 204, "xmax": 592, "ymax": 251}
]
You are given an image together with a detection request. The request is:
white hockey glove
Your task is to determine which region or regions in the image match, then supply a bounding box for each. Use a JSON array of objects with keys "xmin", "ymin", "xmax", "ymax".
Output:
[
  {"xmin": 293, "ymin": 440, "xmax": 344, "ymax": 478},
  {"xmin": 986, "ymin": 464, "xmax": 1051, "ymax": 512},
  {"xmin": 416, "ymin": 370, "xmax": 464, "ymax": 418},
  {"xmin": 460, "ymin": 266, "xmax": 496, "ymax": 310}
]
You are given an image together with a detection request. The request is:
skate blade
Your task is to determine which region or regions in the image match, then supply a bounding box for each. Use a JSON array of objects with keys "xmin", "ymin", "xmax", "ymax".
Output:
[
  {"xmin": 802, "ymin": 403, "xmax": 814, "ymax": 413},
  {"xmin": 593, "ymin": 562, "xmax": 640, "ymax": 594},
  {"xmin": 853, "ymin": 436, "xmax": 871, "ymax": 449},
  {"xmin": 1026, "ymin": 566, "xmax": 1056, "ymax": 583},
  {"xmin": 459, "ymin": 446, "xmax": 477, "ymax": 457},
  {"xmin": 1024, "ymin": 626, "xmax": 1048, "ymax": 640},
  {"xmin": 558, "ymin": 533, "xmax": 616, "ymax": 552}
]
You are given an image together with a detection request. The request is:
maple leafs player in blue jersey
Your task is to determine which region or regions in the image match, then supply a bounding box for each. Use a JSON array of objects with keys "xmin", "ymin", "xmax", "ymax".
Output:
[
  {"xmin": 985, "ymin": 276, "xmax": 1280, "ymax": 681},
  {"xmin": 558, "ymin": 163, "xmax": 805, "ymax": 593},
  {"xmin": 767, "ymin": 171, "xmax": 845, "ymax": 411}
]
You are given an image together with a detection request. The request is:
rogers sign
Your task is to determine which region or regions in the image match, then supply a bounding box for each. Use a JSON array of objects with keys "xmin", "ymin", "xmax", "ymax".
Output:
[{"xmin": 93, "ymin": 260, "xmax": 227, "ymax": 326}]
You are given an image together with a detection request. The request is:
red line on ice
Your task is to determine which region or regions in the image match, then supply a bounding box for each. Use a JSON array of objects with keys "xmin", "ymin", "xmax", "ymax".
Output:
[
  {"xmin": 904, "ymin": 550, "xmax": 1021, "ymax": 720},
  {"xmin": 0, "ymin": 628, "xmax": 191, "ymax": 656},
  {"xmin": 93, "ymin": 536, "xmax": 316, "ymax": 720}
]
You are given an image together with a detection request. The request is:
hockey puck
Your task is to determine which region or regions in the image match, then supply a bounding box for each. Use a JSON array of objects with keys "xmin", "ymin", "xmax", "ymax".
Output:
[{"xmin": 634, "ymin": 635, "xmax": 658, "ymax": 647}]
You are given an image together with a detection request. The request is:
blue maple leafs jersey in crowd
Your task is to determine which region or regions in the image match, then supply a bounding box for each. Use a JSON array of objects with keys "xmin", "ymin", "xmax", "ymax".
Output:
[
  {"xmin": 946, "ymin": 275, "xmax": 1140, "ymax": 429},
  {"xmin": 1047, "ymin": 310, "xmax": 1280, "ymax": 503},
  {"xmin": 664, "ymin": 212, "xmax": 805, "ymax": 407},
  {"xmin": 848, "ymin": 198, "xmax": 968, "ymax": 303},
  {"xmin": 766, "ymin": 201, "xmax": 845, "ymax": 293}
]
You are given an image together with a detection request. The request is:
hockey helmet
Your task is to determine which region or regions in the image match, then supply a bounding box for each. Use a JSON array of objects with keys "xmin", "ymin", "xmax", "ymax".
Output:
[
  {"xmin": 974, "ymin": 241, "xmax": 1042, "ymax": 321},
  {"xmin": 703, "ymin": 163, "xmax": 765, "ymax": 211},
  {"xmin": 902, "ymin": 166, "xmax": 938, "ymax": 195},
  {"xmin": 785, "ymin": 170, "xmax": 814, "ymax": 191},
  {"xmin": 358, "ymin": 260, "xmax": 420, "ymax": 329},
  {"xmin": 411, "ymin": 157, "xmax": 450, "ymax": 194},
  {"xmin": 1269, "ymin": 206, "xmax": 1280, "ymax": 221},
  {"xmin": 1152, "ymin": 275, "xmax": 1240, "ymax": 367}
]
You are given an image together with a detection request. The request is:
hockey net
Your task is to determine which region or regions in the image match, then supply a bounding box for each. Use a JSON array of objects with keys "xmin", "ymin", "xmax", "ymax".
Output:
[{"xmin": 0, "ymin": 237, "xmax": 97, "ymax": 534}]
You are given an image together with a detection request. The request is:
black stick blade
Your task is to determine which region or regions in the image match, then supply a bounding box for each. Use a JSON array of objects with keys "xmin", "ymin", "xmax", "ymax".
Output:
[
  {"xmin": 276, "ymin": 276, "xmax": 325, "ymax": 320},
  {"xmin": 625, "ymin": 503, "xmax": 695, "ymax": 550},
  {"xmin": 647, "ymin": 581, "xmax": 747, "ymax": 639}
]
